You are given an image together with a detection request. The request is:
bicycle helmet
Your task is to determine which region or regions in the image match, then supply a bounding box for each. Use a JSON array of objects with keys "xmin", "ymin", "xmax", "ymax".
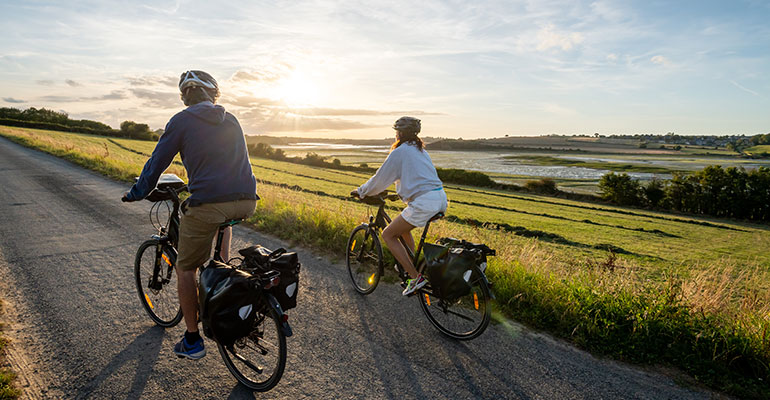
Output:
[
  {"xmin": 393, "ymin": 116, "xmax": 421, "ymax": 134},
  {"xmin": 178, "ymin": 70, "xmax": 218, "ymax": 92}
]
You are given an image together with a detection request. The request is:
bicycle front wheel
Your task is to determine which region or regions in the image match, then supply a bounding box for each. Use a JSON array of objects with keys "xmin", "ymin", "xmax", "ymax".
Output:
[
  {"xmin": 218, "ymin": 306, "xmax": 287, "ymax": 392},
  {"xmin": 346, "ymin": 225, "xmax": 383, "ymax": 294},
  {"xmin": 134, "ymin": 240, "xmax": 182, "ymax": 327},
  {"xmin": 418, "ymin": 267, "xmax": 492, "ymax": 340}
]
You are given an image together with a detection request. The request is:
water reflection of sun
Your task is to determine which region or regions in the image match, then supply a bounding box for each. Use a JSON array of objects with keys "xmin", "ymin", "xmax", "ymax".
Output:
[{"xmin": 275, "ymin": 69, "xmax": 319, "ymax": 107}]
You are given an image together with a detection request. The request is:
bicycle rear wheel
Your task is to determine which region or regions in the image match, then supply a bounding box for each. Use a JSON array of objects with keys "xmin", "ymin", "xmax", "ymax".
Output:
[
  {"xmin": 134, "ymin": 239, "xmax": 182, "ymax": 327},
  {"xmin": 418, "ymin": 267, "xmax": 491, "ymax": 340},
  {"xmin": 218, "ymin": 306, "xmax": 287, "ymax": 392},
  {"xmin": 346, "ymin": 225, "xmax": 383, "ymax": 294}
]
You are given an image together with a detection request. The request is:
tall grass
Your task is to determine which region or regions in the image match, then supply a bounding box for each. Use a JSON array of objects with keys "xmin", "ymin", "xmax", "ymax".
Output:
[
  {"xmin": 0, "ymin": 301, "xmax": 20, "ymax": 400},
  {"xmin": 2, "ymin": 125, "xmax": 769, "ymax": 398}
]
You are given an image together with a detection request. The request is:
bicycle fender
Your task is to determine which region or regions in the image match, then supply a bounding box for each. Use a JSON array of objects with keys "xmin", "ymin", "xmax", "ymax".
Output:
[
  {"xmin": 266, "ymin": 294, "xmax": 293, "ymax": 337},
  {"xmin": 481, "ymin": 273, "xmax": 496, "ymax": 300}
]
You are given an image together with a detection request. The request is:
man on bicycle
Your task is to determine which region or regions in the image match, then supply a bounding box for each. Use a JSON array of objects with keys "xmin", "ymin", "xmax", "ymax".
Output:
[{"xmin": 123, "ymin": 70, "xmax": 257, "ymax": 359}]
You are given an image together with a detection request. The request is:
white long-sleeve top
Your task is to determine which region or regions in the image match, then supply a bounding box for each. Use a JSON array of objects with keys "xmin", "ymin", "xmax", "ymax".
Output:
[{"xmin": 357, "ymin": 143, "xmax": 443, "ymax": 203}]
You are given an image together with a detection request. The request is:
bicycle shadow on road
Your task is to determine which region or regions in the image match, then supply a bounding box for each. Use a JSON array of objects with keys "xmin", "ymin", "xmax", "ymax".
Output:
[
  {"xmin": 347, "ymin": 288, "xmax": 532, "ymax": 400},
  {"xmin": 74, "ymin": 325, "xmax": 165, "ymax": 399}
]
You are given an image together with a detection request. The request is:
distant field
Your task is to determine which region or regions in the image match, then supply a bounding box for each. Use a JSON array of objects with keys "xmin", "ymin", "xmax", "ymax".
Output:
[
  {"xmin": 3, "ymin": 125, "xmax": 769, "ymax": 397},
  {"xmin": 745, "ymin": 145, "xmax": 770, "ymax": 156}
]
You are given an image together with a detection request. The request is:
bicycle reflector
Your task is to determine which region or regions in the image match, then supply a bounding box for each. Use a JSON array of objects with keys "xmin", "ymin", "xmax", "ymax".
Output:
[
  {"xmin": 264, "ymin": 276, "xmax": 281, "ymax": 290},
  {"xmin": 144, "ymin": 294, "xmax": 154, "ymax": 309},
  {"xmin": 350, "ymin": 240, "xmax": 356, "ymax": 251},
  {"xmin": 368, "ymin": 273, "xmax": 375, "ymax": 285}
]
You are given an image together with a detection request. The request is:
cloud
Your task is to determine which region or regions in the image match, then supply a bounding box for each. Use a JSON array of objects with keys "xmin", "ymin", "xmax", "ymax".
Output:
[
  {"xmin": 651, "ymin": 55, "xmax": 672, "ymax": 67},
  {"xmin": 220, "ymin": 96, "xmax": 286, "ymax": 108},
  {"xmin": 538, "ymin": 103, "xmax": 579, "ymax": 116},
  {"xmin": 127, "ymin": 75, "xmax": 178, "ymax": 87},
  {"xmin": 38, "ymin": 95, "xmax": 77, "ymax": 102},
  {"xmin": 83, "ymin": 90, "xmax": 128, "ymax": 101},
  {"xmin": 285, "ymin": 108, "xmax": 444, "ymax": 117},
  {"xmin": 536, "ymin": 24, "xmax": 584, "ymax": 51},
  {"xmin": 129, "ymin": 88, "xmax": 179, "ymax": 108},
  {"xmin": 229, "ymin": 69, "xmax": 284, "ymax": 84},
  {"xmin": 3, "ymin": 97, "xmax": 26, "ymax": 103},
  {"xmin": 220, "ymin": 95, "xmax": 442, "ymax": 117},
  {"xmin": 65, "ymin": 79, "xmax": 82, "ymax": 87},
  {"xmin": 251, "ymin": 115, "xmax": 376, "ymax": 132},
  {"xmin": 36, "ymin": 80, "xmax": 55, "ymax": 86},
  {"xmin": 729, "ymin": 80, "xmax": 761, "ymax": 97}
]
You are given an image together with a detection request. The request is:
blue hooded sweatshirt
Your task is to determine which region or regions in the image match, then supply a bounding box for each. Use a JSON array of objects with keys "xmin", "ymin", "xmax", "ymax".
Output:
[{"xmin": 127, "ymin": 101, "xmax": 257, "ymax": 206}]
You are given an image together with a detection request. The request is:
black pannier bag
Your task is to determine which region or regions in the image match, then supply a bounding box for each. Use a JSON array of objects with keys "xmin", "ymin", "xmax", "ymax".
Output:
[
  {"xmin": 422, "ymin": 243, "xmax": 477, "ymax": 301},
  {"xmin": 238, "ymin": 245, "xmax": 300, "ymax": 311},
  {"xmin": 198, "ymin": 261, "xmax": 260, "ymax": 346}
]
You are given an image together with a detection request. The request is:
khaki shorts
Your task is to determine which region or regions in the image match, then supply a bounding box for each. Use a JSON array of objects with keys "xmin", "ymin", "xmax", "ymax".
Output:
[{"xmin": 176, "ymin": 199, "xmax": 257, "ymax": 271}]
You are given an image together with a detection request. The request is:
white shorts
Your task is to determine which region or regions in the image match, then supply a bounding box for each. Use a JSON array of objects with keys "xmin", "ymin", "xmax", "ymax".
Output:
[{"xmin": 401, "ymin": 189, "xmax": 448, "ymax": 227}]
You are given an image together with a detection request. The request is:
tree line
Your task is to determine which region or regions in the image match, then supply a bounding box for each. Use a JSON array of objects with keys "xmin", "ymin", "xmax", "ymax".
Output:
[
  {"xmin": 599, "ymin": 167, "xmax": 770, "ymax": 221},
  {"xmin": 0, "ymin": 107, "xmax": 159, "ymax": 141}
]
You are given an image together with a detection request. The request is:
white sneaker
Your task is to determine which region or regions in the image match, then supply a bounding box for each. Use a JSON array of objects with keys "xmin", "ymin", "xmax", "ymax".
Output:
[{"xmin": 402, "ymin": 275, "xmax": 427, "ymax": 296}]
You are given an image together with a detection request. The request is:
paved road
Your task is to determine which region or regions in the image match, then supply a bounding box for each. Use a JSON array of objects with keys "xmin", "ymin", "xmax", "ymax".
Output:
[{"xmin": 0, "ymin": 136, "xmax": 714, "ymax": 399}]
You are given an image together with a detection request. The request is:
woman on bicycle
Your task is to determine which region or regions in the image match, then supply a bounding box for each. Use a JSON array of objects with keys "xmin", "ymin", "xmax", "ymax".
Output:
[{"xmin": 351, "ymin": 116, "xmax": 447, "ymax": 296}]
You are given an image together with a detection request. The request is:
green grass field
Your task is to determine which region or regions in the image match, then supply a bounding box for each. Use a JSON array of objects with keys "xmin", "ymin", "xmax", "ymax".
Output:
[
  {"xmin": 2, "ymin": 125, "xmax": 769, "ymax": 398},
  {"xmin": 745, "ymin": 145, "xmax": 770, "ymax": 156}
]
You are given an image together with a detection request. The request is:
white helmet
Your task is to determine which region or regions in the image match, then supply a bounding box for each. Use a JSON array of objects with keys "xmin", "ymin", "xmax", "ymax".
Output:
[
  {"xmin": 178, "ymin": 70, "xmax": 218, "ymax": 92},
  {"xmin": 393, "ymin": 116, "xmax": 421, "ymax": 134}
]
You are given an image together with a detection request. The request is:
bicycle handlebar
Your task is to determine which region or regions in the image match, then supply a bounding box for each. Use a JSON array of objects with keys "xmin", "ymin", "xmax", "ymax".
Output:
[{"xmin": 353, "ymin": 191, "xmax": 400, "ymax": 205}]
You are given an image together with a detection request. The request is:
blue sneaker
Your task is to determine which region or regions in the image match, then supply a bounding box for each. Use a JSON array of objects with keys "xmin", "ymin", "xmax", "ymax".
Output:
[{"xmin": 173, "ymin": 336, "xmax": 206, "ymax": 360}]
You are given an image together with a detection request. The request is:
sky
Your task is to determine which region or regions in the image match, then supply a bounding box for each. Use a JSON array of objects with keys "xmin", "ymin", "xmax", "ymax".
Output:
[{"xmin": 1, "ymin": 0, "xmax": 769, "ymax": 139}]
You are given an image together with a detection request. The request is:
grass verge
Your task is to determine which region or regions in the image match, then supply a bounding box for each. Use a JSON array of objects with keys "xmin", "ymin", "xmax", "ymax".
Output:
[
  {"xmin": 1, "ymin": 126, "xmax": 769, "ymax": 398},
  {"xmin": 0, "ymin": 301, "xmax": 21, "ymax": 400}
]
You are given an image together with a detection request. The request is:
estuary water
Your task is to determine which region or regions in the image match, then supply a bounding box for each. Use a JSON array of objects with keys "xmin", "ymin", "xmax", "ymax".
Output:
[{"xmin": 273, "ymin": 143, "xmax": 667, "ymax": 180}]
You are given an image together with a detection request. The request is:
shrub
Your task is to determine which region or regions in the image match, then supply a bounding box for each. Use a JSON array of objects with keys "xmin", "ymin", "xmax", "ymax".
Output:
[
  {"xmin": 525, "ymin": 178, "xmax": 558, "ymax": 194},
  {"xmin": 436, "ymin": 168, "xmax": 496, "ymax": 187}
]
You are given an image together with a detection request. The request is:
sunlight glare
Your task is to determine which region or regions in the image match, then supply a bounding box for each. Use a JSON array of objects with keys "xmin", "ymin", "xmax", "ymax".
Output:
[{"xmin": 276, "ymin": 69, "xmax": 319, "ymax": 106}]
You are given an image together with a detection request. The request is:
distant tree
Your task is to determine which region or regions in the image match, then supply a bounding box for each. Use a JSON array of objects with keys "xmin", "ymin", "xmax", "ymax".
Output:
[
  {"xmin": 643, "ymin": 178, "xmax": 665, "ymax": 207},
  {"xmin": 120, "ymin": 120, "xmax": 153, "ymax": 140},
  {"xmin": 598, "ymin": 173, "xmax": 643, "ymax": 206}
]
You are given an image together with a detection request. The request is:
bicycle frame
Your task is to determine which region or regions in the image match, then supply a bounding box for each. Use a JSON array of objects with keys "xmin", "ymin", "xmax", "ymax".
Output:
[
  {"xmin": 147, "ymin": 187, "xmax": 232, "ymax": 290},
  {"xmin": 366, "ymin": 199, "xmax": 439, "ymax": 276}
]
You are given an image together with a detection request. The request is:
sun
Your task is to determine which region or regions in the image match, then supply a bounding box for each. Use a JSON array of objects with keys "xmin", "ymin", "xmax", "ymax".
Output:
[{"xmin": 275, "ymin": 70, "xmax": 319, "ymax": 107}]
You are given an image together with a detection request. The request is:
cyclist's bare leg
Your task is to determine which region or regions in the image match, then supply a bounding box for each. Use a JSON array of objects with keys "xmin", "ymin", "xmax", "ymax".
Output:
[
  {"xmin": 400, "ymin": 230, "xmax": 415, "ymax": 254},
  {"xmin": 382, "ymin": 215, "xmax": 418, "ymax": 279},
  {"xmin": 177, "ymin": 268, "xmax": 199, "ymax": 333},
  {"xmin": 220, "ymin": 226, "xmax": 232, "ymax": 262}
]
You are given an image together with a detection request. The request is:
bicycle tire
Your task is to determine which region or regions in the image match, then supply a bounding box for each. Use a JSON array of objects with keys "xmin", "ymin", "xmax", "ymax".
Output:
[
  {"xmin": 346, "ymin": 224, "xmax": 383, "ymax": 294},
  {"xmin": 134, "ymin": 239, "xmax": 183, "ymax": 327},
  {"xmin": 418, "ymin": 266, "xmax": 492, "ymax": 340},
  {"xmin": 218, "ymin": 305, "xmax": 287, "ymax": 391}
]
